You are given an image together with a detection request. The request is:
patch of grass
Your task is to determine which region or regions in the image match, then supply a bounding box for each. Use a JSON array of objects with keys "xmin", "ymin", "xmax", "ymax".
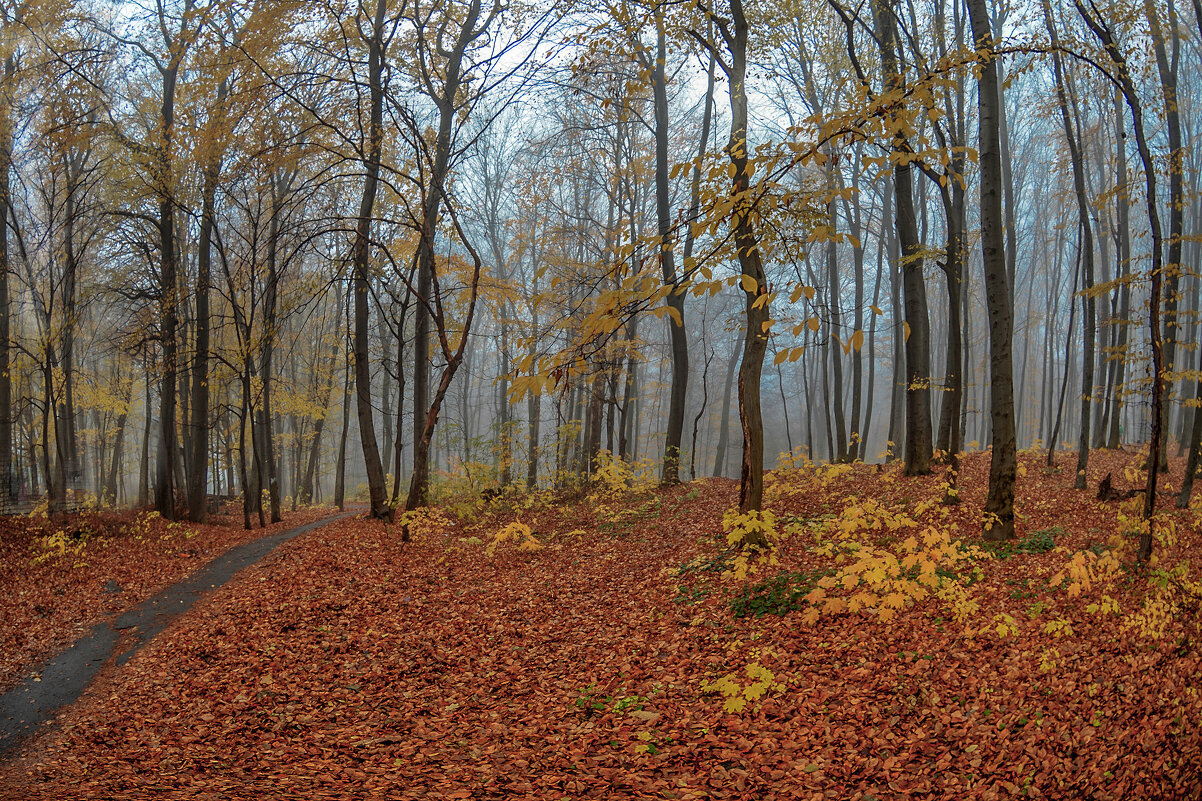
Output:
[
  {"xmin": 986, "ymin": 526, "xmax": 1061, "ymax": 559},
  {"xmin": 673, "ymin": 582, "xmax": 711, "ymax": 606},
  {"xmin": 673, "ymin": 549, "xmax": 734, "ymax": 577},
  {"xmin": 599, "ymin": 496, "xmax": 662, "ymax": 539},
  {"xmin": 572, "ymin": 683, "xmax": 648, "ymax": 717},
  {"xmin": 729, "ymin": 568, "xmax": 836, "ymax": 618},
  {"xmin": 1004, "ymin": 577, "xmax": 1052, "ymax": 596}
]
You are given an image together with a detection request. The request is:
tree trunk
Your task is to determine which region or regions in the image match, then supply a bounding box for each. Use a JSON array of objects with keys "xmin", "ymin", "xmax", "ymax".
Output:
[
  {"xmin": 0, "ymin": 52, "xmax": 12, "ymax": 504},
  {"xmin": 873, "ymin": 0, "xmax": 932, "ymax": 475},
  {"xmin": 648, "ymin": 12, "xmax": 688, "ymax": 485},
  {"xmin": 352, "ymin": 0, "xmax": 390, "ymax": 518},
  {"xmin": 968, "ymin": 0, "xmax": 1017, "ymax": 541},
  {"xmin": 1044, "ymin": 1, "xmax": 1096, "ymax": 489},
  {"xmin": 1074, "ymin": 0, "xmax": 1166, "ymax": 564},
  {"xmin": 715, "ymin": 0, "xmax": 770, "ymax": 533},
  {"xmin": 335, "ymin": 331, "xmax": 351, "ymax": 511},
  {"xmin": 712, "ymin": 330, "xmax": 743, "ymax": 477},
  {"xmin": 407, "ymin": 0, "xmax": 484, "ymax": 513},
  {"xmin": 825, "ymin": 195, "xmax": 848, "ymax": 462},
  {"xmin": 187, "ymin": 99, "xmax": 223, "ymax": 521},
  {"xmin": 1146, "ymin": 0, "xmax": 1183, "ymax": 466},
  {"xmin": 155, "ymin": 59, "xmax": 181, "ymax": 520}
]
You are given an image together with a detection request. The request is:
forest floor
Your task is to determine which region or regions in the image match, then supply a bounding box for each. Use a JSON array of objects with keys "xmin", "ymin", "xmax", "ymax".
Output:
[{"xmin": 0, "ymin": 447, "xmax": 1199, "ymax": 799}]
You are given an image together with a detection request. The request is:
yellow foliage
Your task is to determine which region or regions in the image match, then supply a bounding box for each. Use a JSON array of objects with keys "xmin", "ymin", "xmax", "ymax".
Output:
[
  {"xmin": 994, "ymin": 613, "xmax": 1020, "ymax": 638},
  {"xmin": 587, "ymin": 451, "xmax": 656, "ymax": 500},
  {"xmin": 1043, "ymin": 618, "xmax": 1074, "ymax": 638},
  {"xmin": 721, "ymin": 508, "xmax": 783, "ymax": 581},
  {"xmin": 700, "ymin": 655, "xmax": 786, "ymax": 715},
  {"xmin": 31, "ymin": 527, "xmax": 90, "ymax": 566},
  {"xmin": 1048, "ymin": 548, "xmax": 1121, "ymax": 598},
  {"xmin": 397, "ymin": 507, "xmax": 454, "ymax": 540},
  {"xmin": 485, "ymin": 521, "xmax": 542, "ymax": 557}
]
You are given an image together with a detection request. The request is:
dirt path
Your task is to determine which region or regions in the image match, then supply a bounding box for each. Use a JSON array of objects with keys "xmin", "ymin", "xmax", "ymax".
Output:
[{"xmin": 0, "ymin": 510, "xmax": 359, "ymax": 757}]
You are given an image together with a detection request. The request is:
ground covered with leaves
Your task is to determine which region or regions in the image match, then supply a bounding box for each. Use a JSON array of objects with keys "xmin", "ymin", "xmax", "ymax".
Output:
[
  {"xmin": 0, "ymin": 504, "xmax": 337, "ymax": 693},
  {"xmin": 2, "ymin": 448, "xmax": 1200, "ymax": 799}
]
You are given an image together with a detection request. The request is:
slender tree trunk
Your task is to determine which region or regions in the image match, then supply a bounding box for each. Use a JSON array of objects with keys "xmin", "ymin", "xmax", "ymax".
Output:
[
  {"xmin": 526, "ymin": 385, "xmax": 541, "ymax": 490},
  {"xmin": 936, "ymin": 182, "xmax": 965, "ymax": 461},
  {"xmin": 1147, "ymin": 0, "xmax": 1183, "ymax": 466},
  {"xmin": 352, "ymin": 0, "xmax": 390, "ymax": 518},
  {"xmin": 844, "ymin": 177, "xmax": 866, "ymax": 462},
  {"xmin": 968, "ymin": 0, "xmax": 1017, "ymax": 541},
  {"xmin": 187, "ymin": 104, "xmax": 223, "ymax": 521},
  {"xmin": 647, "ymin": 12, "xmax": 688, "ymax": 485},
  {"xmin": 691, "ymin": 349, "xmax": 712, "ymax": 480},
  {"xmin": 406, "ymin": 0, "xmax": 484, "ymax": 515},
  {"xmin": 107, "ymin": 408, "xmax": 128, "ymax": 506},
  {"xmin": 389, "ymin": 292, "xmax": 411, "ymax": 507},
  {"xmin": 1179, "ymin": 380, "xmax": 1202, "ymax": 507},
  {"xmin": 1074, "ymin": 1, "xmax": 1166, "ymax": 564},
  {"xmin": 139, "ymin": 372, "xmax": 151, "ymax": 506},
  {"xmin": 239, "ymin": 370, "xmax": 253, "ymax": 530},
  {"xmin": 1044, "ymin": 1, "xmax": 1096, "ymax": 489},
  {"xmin": 715, "ymin": 0, "xmax": 771, "ymax": 531},
  {"xmin": 0, "ymin": 52, "xmax": 12, "ymax": 504},
  {"xmin": 874, "ymin": 0, "xmax": 932, "ymax": 475},
  {"xmin": 825, "ymin": 194, "xmax": 848, "ymax": 462},
  {"xmin": 335, "ymin": 334, "xmax": 351, "ymax": 511},
  {"xmin": 713, "ymin": 330, "xmax": 743, "ymax": 477},
  {"xmin": 155, "ymin": 60, "xmax": 182, "ymax": 520}
]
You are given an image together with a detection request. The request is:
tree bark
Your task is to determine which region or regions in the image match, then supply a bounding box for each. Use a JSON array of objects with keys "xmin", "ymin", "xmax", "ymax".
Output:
[
  {"xmin": 1044, "ymin": 1, "xmax": 1096, "ymax": 490},
  {"xmin": 647, "ymin": 11, "xmax": 688, "ymax": 485},
  {"xmin": 155, "ymin": 52, "xmax": 182, "ymax": 520},
  {"xmin": 187, "ymin": 75, "xmax": 226, "ymax": 522},
  {"xmin": 352, "ymin": 0, "xmax": 390, "ymax": 518},
  {"xmin": 1074, "ymin": 1, "xmax": 1166, "ymax": 564},
  {"xmin": 0, "ymin": 50, "xmax": 12, "ymax": 504},
  {"xmin": 873, "ymin": 0, "xmax": 932, "ymax": 475},
  {"xmin": 1146, "ymin": 0, "xmax": 1183, "ymax": 465},
  {"xmin": 968, "ymin": 0, "xmax": 1017, "ymax": 541}
]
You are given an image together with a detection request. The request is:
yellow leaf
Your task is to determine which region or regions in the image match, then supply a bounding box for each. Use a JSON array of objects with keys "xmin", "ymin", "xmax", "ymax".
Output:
[
  {"xmin": 774, "ymin": 350, "xmax": 789, "ymax": 366},
  {"xmin": 823, "ymin": 596, "xmax": 847, "ymax": 615},
  {"xmin": 740, "ymin": 274, "xmax": 758, "ymax": 293},
  {"xmin": 870, "ymin": 304, "xmax": 883, "ymax": 315},
  {"xmin": 851, "ymin": 330, "xmax": 865, "ymax": 352},
  {"xmin": 806, "ymin": 316, "xmax": 821, "ymax": 332},
  {"xmin": 903, "ymin": 321, "xmax": 911, "ymax": 342}
]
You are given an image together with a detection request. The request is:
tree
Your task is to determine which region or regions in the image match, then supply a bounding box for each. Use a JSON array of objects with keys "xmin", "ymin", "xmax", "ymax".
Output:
[
  {"xmin": 867, "ymin": 0, "xmax": 932, "ymax": 477},
  {"xmin": 350, "ymin": 0, "xmax": 394, "ymax": 519},
  {"xmin": 690, "ymin": 0, "xmax": 772, "ymax": 527},
  {"xmin": 967, "ymin": 0, "xmax": 1016, "ymax": 541},
  {"xmin": 1073, "ymin": 0, "xmax": 1166, "ymax": 564},
  {"xmin": 1042, "ymin": 0, "xmax": 1095, "ymax": 492}
]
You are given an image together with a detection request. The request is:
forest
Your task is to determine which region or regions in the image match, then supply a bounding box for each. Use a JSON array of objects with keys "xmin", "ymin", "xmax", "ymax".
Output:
[{"xmin": 0, "ymin": 0, "xmax": 1200, "ymax": 798}]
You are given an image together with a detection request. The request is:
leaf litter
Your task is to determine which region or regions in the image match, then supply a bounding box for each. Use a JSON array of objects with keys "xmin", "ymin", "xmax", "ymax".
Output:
[{"xmin": 0, "ymin": 448, "xmax": 1199, "ymax": 800}]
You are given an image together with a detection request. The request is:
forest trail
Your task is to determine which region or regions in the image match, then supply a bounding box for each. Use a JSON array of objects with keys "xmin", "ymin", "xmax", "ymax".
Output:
[
  {"xmin": 0, "ymin": 508, "xmax": 360, "ymax": 758},
  {"xmin": 0, "ymin": 454, "xmax": 1198, "ymax": 799}
]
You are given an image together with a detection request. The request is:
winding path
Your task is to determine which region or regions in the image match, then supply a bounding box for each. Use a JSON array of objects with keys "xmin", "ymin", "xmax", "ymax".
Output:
[{"xmin": 0, "ymin": 510, "xmax": 359, "ymax": 756}]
